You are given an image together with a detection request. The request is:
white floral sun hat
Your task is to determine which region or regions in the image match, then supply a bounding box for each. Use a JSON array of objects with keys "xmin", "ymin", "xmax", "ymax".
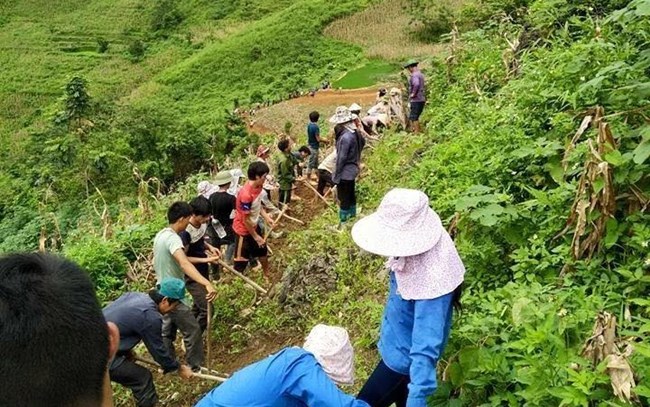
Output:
[
  {"xmin": 303, "ymin": 324, "xmax": 354, "ymax": 386},
  {"xmin": 352, "ymin": 188, "xmax": 465, "ymax": 299},
  {"xmin": 351, "ymin": 188, "xmax": 443, "ymax": 257}
]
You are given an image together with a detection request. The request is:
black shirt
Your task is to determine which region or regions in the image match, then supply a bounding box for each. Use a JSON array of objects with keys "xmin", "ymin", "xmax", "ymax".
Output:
[{"xmin": 209, "ymin": 191, "xmax": 237, "ymax": 242}]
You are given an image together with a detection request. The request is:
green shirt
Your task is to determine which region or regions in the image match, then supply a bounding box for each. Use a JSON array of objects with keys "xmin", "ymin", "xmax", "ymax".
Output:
[
  {"xmin": 153, "ymin": 227, "xmax": 189, "ymax": 305},
  {"xmin": 277, "ymin": 151, "xmax": 297, "ymax": 190}
]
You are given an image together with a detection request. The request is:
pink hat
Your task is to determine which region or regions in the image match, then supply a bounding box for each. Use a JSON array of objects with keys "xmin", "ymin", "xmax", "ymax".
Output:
[
  {"xmin": 351, "ymin": 188, "xmax": 443, "ymax": 257},
  {"xmin": 352, "ymin": 188, "xmax": 465, "ymax": 300},
  {"xmin": 303, "ymin": 324, "xmax": 354, "ymax": 385},
  {"xmin": 197, "ymin": 181, "xmax": 218, "ymax": 199}
]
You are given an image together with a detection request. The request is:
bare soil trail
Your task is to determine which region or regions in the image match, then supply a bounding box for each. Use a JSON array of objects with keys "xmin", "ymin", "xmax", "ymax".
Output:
[{"xmin": 249, "ymin": 87, "xmax": 386, "ymax": 136}]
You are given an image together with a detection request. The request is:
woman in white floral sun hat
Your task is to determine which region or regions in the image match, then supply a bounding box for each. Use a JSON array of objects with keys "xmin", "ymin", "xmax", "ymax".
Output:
[{"xmin": 351, "ymin": 188, "xmax": 465, "ymax": 407}]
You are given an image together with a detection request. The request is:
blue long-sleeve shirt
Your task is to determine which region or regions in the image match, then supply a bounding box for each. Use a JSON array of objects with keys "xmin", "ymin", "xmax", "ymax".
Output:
[
  {"xmin": 333, "ymin": 129, "xmax": 365, "ymax": 184},
  {"xmin": 378, "ymin": 273, "xmax": 454, "ymax": 407},
  {"xmin": 195, "ymin": 347, "xmax": 370, "ymax": 407},
  {"xmin": 103, "ymin": 292, "xmax": 179, "ymax": 373}
]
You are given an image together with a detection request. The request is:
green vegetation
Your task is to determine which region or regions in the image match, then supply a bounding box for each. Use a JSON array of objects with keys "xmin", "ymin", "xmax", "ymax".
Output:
[{"xmin": 334, "ymin": 60, "xmax": 397, "ymax": 89}]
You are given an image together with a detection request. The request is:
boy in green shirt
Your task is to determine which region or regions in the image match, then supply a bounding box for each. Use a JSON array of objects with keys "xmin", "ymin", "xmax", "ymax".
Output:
[{"xmin": 276, "ymin": 139, "xmax": 298, "ymax": 207}]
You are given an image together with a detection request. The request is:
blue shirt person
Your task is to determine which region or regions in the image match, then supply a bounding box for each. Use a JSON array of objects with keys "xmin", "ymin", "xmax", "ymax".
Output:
[
  {"xmin": 103, "ymin": 278, "xmax": 194, "ymax": 407},
  {"xmin": 195, "ymin": 325, "xmax": 370, "ymax": 407},
  {"xmin": 351, "ymin": 189, "xmax": 466, "ymax": 407}
]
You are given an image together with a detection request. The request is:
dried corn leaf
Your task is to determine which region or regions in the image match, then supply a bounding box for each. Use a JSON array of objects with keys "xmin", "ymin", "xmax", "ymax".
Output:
[{"xmin": 606, "ymin": 354, "xmax": 636, "ymax": 402}]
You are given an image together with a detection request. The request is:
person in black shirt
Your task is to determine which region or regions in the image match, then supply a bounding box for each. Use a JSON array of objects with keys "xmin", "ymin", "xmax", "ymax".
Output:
[
  {"xmin": 179, "ymin": 196, "xmax": 220, "ymax": 333},
  {"xmin": 208, "ymin": 171, "xmax": 237, "ymax": 264}
]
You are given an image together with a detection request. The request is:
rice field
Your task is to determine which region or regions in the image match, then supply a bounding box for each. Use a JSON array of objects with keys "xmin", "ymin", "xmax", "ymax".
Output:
[{"xmin": 324, "ymin": 0, "xmax": 451, "ymax": 61}]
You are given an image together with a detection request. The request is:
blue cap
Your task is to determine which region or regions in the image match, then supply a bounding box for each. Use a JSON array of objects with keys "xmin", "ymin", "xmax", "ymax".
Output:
[{"xmin": 158, "ymin": 277, "xmax": 186, "ymax": 301}]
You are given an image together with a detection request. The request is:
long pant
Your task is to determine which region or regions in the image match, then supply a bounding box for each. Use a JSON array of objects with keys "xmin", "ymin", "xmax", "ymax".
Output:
[
  {"xmin": 337, "ymin": 179, "xmax": 356, "ymax": 222},
  {"xmin": 279, "ymin": 189, "xmax": 292, "ymax": 206},
  {"xmin": 186, "ymin": 280, "xmax": 213, "ymax": 333},
  {"xmin": 162, "ymin": 303, "xmax": 204, "ymax": 369},
  {"xmin": 307, "ymin": 146, "xmax": 319, "ymax": 173},
  {"xmin": 317, "ymin": 169, "xmax": 333, "ymax": 195},
  {"xmin": 357, "ymin": 359, "xmax": 409, "ymax": 407},
  {"xmin": 110, "ymin": 358, "xmax": 157, "ymax": 407}
]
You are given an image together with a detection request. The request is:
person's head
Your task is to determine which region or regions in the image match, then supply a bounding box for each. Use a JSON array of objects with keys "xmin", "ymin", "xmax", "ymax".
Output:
[
  {"xmin": 303, "ymin": 324, "xmax": 355, "ymax": 386},
  {"xmin": 350, "ymin": 188, "xmax": 465, "ymax": 305},
  {"xmin": 349, "ymin": 103, "xmax": 362, "ymax": 116},
  {"xmin": 149, "ymin": 277, "xmax": 185, "ymax": 315},
  {"xmin": 277, "ymin": 139, "xmax": 290, "ymax": 153},
  {"xmin": 167, "ymin": 201, "xmax": 192, "ymax": 228},
  {"xmin": 298, "ymin": 145, "xmax": 311, "ymax": 158},
  {"xmin": 214, "ymin": 170, "xmax": 233, "ymax": 190},
  {"xmin": 378, "ymin": 88, "xmax": 387, "ymax": 97},
  {"xmin": 329, "ymin": 106, "xmax": 357, "ymax": 127},
  {"xmin": 334, "ymin": 124, "xmax": 346, "ymax": 141},
  {"xmin": 0, "ymin": 253, "xmax": 119, "ymax": 407},
  {"xmin": 256, "ymin": 145, "xmax": 271, "ymax": 159},
  {"xmin": 404, "ymin": 59, "xmax": 419, "ymax": 73},
  {"xmin": 309, "ymin": 111, "xmax": 320, "ymax": 123},
  {"xmin": 189, "ymin": 196, "xmax": 211, "ymax": 225},
  {"xmin": 247, "ymin": 161, "xmax": 269, "ymax": 188}
]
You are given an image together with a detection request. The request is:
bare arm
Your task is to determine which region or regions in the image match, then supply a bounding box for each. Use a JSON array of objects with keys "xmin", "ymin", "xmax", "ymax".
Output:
[{"xmin": 172, "ymin": 249, "xmax": 216, "ymax": 300}]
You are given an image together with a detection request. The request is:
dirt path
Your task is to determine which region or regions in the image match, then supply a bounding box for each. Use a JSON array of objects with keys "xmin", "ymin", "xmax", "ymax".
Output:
[{"xmin": 249, "ymin": 87, "xmax": 387, "ymax": 136}]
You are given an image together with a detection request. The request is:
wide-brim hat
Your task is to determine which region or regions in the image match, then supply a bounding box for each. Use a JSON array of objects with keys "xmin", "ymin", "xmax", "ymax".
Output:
[
  {"xmin": 351, "ymin": 188, "xmax": 443, "ymax": 257},
  {"xmin": 329, "ymin": 106, "xmax": 358, "ymax": 125},
  {"xmin": 214, "ymin": 170, "xmax": 233, "ymax": 186},
  {"xmin": 403, "ymin": 59, "xmax": 419, "ymax": 68},
  {"xmin": 303, "ymin": 324, "xmax": 354, "ymax": 385}
]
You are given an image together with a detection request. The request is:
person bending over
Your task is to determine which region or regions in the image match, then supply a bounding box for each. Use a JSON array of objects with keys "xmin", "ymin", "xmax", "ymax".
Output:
[
  {"xmin": 195, "ymin": 325, "xmax": 370, "ymax": 407},
  {"xmin": 103, "ymin": 278, "xmax": 194, "ymax": 407}
]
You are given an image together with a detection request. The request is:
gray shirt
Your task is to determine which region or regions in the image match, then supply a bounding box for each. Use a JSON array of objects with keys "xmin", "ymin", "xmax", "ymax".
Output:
[
  {"xmin": 409, "ymin": 70, "xmax": 426, "ymax": 102},
  {"xmin": 333, "ymin": 129, "xmax": 365, "ymax": 184}
]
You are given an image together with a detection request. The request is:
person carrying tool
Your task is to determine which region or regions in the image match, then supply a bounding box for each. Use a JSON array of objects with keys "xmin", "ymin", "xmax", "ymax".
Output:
[
  {"xmin": 209, "ymin": 171, "xmax": 237, "ymax": 264},
  {"xmin": 153, "ymin": 202, "xmax": 218, "ymax": 371},
  {"xmin": 404, "ymin": 59, "xmax": 426, "ymax": 133},
  {"xmin": 351, "ymin": 189, "xmax": 465, "ymax": 407},
  {"xmin": 232, "ymin": 161, "xmax": 275, "ymax": 282},
  {"xmin": 180, "ymin": 196, "xmax": 221, "ymax": 333},
  {"xmin": 195, "ymin": 324, "xmax": 370, "ymax": 407},
  {"xmin": 103, "ymin": 278, "xmax": 194, "ymax": 407},
  {"xmin": 277, "ymin": 138, "xmax": 299, "ymax": 207},
  {"xmin": 331, "ymin": 106, "xmax": 365, "ymax": 224}
]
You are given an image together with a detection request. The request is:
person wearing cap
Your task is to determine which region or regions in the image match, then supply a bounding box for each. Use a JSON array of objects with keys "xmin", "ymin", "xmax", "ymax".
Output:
[
  {"xmin": 331, "ymin": 106, "xmax": 365, "ymax": 223},
  {"xmin": 209, "ymin": 170, "xmax": 238, "ymax": 265},
  {"xmin": 194, "ymin": 324, "xmax": 370, "ymax": 407},
  {"xmin": 404, "ymin": 59, "xmax": 426, "ymax": 133},
  {"xmin": 103, "ymin": 278, "xmax": 194, "ymax": 407},
  {"xmin": 351, "ymin": 189, "xmax": 465, "ymax": 407}
]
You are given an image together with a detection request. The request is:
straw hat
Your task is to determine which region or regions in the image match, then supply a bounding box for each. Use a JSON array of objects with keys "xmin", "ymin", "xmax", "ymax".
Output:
[
  {"xmin": 329, "ymin": 106, "xmax": 357, "ymax": 125},
  {"xmin": 214, "ymin": 170, "xmax": 233, "ymax": 186},
  {"xmin": 256, "ymin": 145, "xmax": 270, "ymax": 157},
  {"xmin": 303, "ymin": 324, "xmax": 354, "ymax": 385},
  {"xmin": 351, "ymin": 188, "xmax": 443, "ymax": 257}
]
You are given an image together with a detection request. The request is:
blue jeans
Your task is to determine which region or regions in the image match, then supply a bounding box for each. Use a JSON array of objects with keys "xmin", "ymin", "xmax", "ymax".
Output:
[{"xmin": 358, "ymin": 359, "xmax": 409, "ymax": 407}]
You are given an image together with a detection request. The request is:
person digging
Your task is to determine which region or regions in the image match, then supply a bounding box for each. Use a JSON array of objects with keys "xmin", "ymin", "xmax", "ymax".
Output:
[{"xmin": 103, "ymin": 277, "xmax": 194, "ymax": 407}]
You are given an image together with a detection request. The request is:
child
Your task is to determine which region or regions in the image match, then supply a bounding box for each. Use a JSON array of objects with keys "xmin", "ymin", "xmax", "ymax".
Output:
[
  {"xmin": 277, "ymin": 139, "xmax": 298, "ymax": 206},
  {"xmin": 292, "ymin": 145, "xmax": 311, "ymax": 178},
  {"xmin": 307, "ymin": 111, "xmax": 325, "ymax": 181}
]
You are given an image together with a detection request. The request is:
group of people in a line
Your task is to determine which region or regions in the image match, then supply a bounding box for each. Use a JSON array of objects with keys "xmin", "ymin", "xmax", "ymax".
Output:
[{"xmin": 0, "ymin": 59, "xmax": 445, "ymax": 407}]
